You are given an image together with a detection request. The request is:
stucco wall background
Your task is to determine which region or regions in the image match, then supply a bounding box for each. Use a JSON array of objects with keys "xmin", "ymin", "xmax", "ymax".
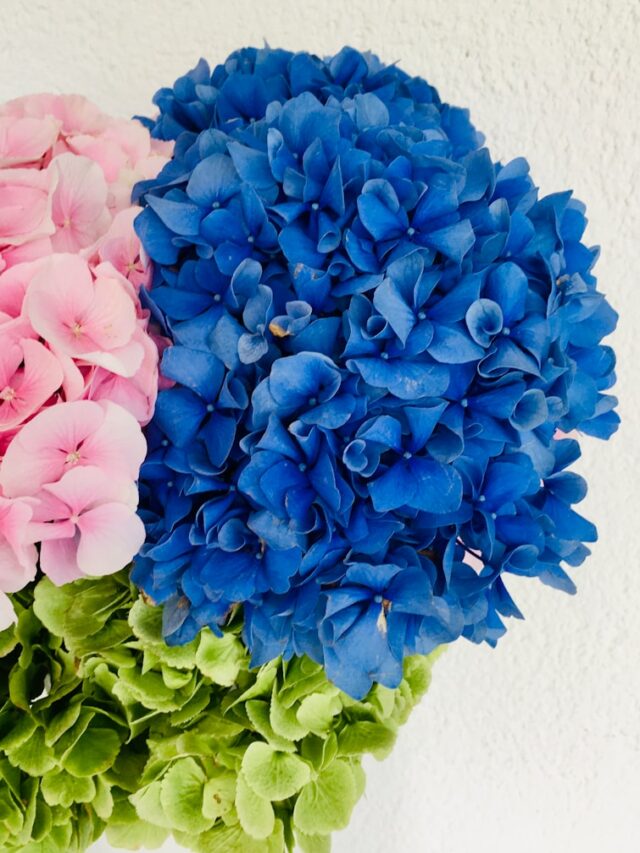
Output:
[{"xmin": 1, "ymin": 1, "xmax": 638, "ymax": 851}]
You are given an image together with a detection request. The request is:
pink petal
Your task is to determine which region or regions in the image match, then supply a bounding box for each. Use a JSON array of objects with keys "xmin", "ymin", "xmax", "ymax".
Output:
[
  {"xmin": 41, "ymin": 464, "xmax": 138, "ymax": 515},
  {"xmin": 26, "ymin": 254, "xmax": 95, "ymax": 353},
  {"xmin": 79, "ymin": 400, "xmax": 147, "ymax": 481},
  {"xmin": 0, "ymin": 400, "xmax": 104, "ymax": 497},
  {"xmin": 40, "ymin": 534, "xmax": 83, "ymax": 585},
  {"xmin": 76, "ymin": 502, "xmax": 145, "ymax": 575},
  {"xmin": 50, "ymin": 153, "xmax": 110, "ymax": 252},
  {"xmin": 0, "ymin": 258, "xmax": 47, "ymax": 319},
  {"xmin": 81, "ymin": 338, "xmax": 144, "ymax": 377},
  {"xmin": 26, "ymin": 255, "xmax": 138, "ymax": 363},
  {"xmin": 0, "ymin": 495, "xmax": 38, "ymax": 590},
  {"xmin": 80, "ymin": 272, "xmax": 137, "ymax": 350},
  {"xmin": 0, "ymin": 339, "xmax": 63, "ymax": 432},
  {"xmin": 0, "ymin": 116, "xmax": 59, "ymax": 167},
  {"xmin": 0, "ymin": 166, "xmax": 56, "ymax": 246}
]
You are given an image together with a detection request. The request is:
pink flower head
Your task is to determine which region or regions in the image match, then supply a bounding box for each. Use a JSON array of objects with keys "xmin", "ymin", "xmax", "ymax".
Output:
[
  {"xmin": 26, "ymin": 253, "xmax": 143, "ymax": 376},
  {"xmin": 0, "ymin": 166, "xmax": 56, "ymax": 247},
  {"xmin": 0, "ymin": 93, "xmax": 175, "ymax": 604},
  {"xmin": 0, "ymin": 399, "xmax": 146, "ymax": 498},
  {"xmin": 32, "ymin": 465, "xmax": 145, "ymax": 584},
  {"xmin": 0, "ymin": 335, "xmax": 63, "ymax": 432}
]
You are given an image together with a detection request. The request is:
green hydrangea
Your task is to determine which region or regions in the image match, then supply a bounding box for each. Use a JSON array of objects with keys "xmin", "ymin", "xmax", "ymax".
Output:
[{"xmin": 0, "ymin": 573, "xmax": 439, "ymax": 852}]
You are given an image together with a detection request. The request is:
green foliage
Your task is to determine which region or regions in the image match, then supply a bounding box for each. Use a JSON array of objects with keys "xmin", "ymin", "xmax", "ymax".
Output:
[{"xmin": 1, "ymin": 572, "xmax": 440, "ymax": 852}]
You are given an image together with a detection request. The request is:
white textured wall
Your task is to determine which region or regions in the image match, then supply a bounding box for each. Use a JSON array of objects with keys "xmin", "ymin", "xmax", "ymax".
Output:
[{"xmin": 1, "ymin": 2, "xmax": 639, "ymax": 851}]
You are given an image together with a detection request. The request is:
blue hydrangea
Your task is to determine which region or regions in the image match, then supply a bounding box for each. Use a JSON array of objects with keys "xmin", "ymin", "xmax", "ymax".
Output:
[{"xmin": 132, "ymin": 46, "xmax": 618, "ymax": 699}]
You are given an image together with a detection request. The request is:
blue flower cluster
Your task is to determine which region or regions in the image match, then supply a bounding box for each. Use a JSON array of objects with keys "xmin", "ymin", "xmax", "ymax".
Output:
[{"xmin": 132, "ymin": 47, "xmax": 618, "ymax": 699}]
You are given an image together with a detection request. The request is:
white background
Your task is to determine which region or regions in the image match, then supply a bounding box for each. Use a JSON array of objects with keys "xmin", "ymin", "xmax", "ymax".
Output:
[{"xmin": 1, "ymin": 1, "xmax": 639, "ymax": 851}]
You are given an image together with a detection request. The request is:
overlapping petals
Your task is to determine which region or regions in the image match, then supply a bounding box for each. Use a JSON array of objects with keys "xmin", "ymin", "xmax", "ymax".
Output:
[
  {"xmin": 0, "ymin": 95, "xmax": 173, "ymax": 626},
  {"xmin": 133, "ymin": 47, "xmax": 618, "ymax": 698}
]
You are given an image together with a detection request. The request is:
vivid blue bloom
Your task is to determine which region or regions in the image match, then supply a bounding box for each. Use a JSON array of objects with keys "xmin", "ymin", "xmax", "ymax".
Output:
[{"xmin": 132, "ymin": 47, "xmax": 618, "ymax": 699}]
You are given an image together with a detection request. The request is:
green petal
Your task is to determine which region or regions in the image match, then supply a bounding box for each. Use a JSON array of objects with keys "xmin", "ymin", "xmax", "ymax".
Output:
[{"xmin": 241, "ymin": 742, "xmax": 311, "ymax": 801}]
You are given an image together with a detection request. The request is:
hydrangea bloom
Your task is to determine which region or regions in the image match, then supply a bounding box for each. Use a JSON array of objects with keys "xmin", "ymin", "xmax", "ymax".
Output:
[
  {"xmin": 0, "ymin": 95, "xmax": 172, "ymax": 627},
  {"xmin": 133, "ymin": 47, "xmax": 618, "ymax": 698}
]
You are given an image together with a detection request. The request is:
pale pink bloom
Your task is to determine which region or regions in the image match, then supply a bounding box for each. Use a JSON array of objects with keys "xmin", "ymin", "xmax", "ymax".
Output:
[
  {"xmin": 0, "ymin": 399, "xmax": 146, "ymax": 498},
  {"xmin": 32, "ymin": 465, "xmax": 145, "ymax": 583},
  {"xmin": 26, "ymin": 253, "xmax": 143, "ymax": 377},
  {"xmin": 50, "ymin": 153, "xmax": 110, "ymax": 252},
  {"xmin": 0, "ymin": 115, "xmax": 60, "ymax": 168},
  {"xmin": 0, "ymin": 166, "xmax": 56, "ymax": 247},
  {"xmin": 0, "ymin": 336, "xmax": 63, "ymax": 432},
  {"xmin": 93, "ymin": 207, "xmax": 150, "ymax": 290}
]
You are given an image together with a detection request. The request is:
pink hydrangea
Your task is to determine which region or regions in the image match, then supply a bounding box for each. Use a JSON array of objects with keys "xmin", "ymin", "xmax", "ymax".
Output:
[{"xmin": 0, "ymin": 94, "xmax": 173, "ymax": 628}]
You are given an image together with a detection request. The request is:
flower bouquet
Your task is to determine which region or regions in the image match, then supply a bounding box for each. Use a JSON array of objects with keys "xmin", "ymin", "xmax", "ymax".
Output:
[{"xmin": 0, "ymin": 47, "xmax": 617, "ymax": 852}]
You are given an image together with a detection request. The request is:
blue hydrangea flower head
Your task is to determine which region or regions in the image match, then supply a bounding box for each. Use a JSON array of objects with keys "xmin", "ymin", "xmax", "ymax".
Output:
[{"xmin": 133, "ymin": 46, "xmax": 618, "ymax": 699}]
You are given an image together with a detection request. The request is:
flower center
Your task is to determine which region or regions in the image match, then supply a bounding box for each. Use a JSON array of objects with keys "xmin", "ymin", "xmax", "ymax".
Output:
[
  {"xmin": 62, "ymin": 217, "xmax": 72, "ymax": 228},
  {"xmin": 0, "ymin": 386, "xmax": 16, "ymax": 402},
  {"xmin": 71, "ymin": 321, "xmax": 83, "ymax": 338},
  {"xmin": 65, "ymin": 450, "xmax": 81, "ymax": 465}
]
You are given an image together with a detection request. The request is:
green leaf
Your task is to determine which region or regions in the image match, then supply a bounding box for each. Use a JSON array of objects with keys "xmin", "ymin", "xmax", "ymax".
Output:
[
  {"xmin": 159, "ymin": 757, "xmax": 212, "ymax": 833},
  {"xmin": 128, "ymin": 597, "xmax": 164, "ymax": 643},
  {"xmin": 106, "ymin": 795, "xmax": 169, "ymax": 851},
  {"xmin": 0, "ymin": 622, "xmax": 18, "ymax": 658},
  {"xmin": 235, "ymin": 771, "xmax": 275, "ymax": 839},
  {"xmin": 338, "ymin": 721, "xmax": 397, "ymax": 758},
  {"xmin": 44, "ymin": 701, "xmax": 83, "ymax": 746},
  {"xmin": 169, "ymin": 683, "xmax": 211, "ymax": 726},
  {"xmin": 296, "ymin": 692, "xmax": 342, "ymax": 735},
  {"xmin": 32, "ymin": 580, "xmax": 74, "ymax": 636},
  {"xmin": 160, "ymin": 665, "xmax": 194, "ymax": 690},
  {"xmin": 130, "ymin": 781, "xmax": 173, "ymax": 829},
  {"xmin": 91, "ymin": 776, "xmax": 114, "ymax": 821},
  {"xmin": 30, "ymin": 797, "xmax": 53, "ymax": 842},
  {"xmin": 190, "ymin": 819, "xmax": 285, "ymax": 853},
  {"xmin": 245, "ymin": 700, "xmax": 296, "ymax": 752},
  {"xmin": 270, "ymin": 684, "xmax": 310, "ymax": 740},
  {"xmin": 7, "ymin": 727, "xmax": 56, "ymax": 776},
  {"xmin": 0, "ymin": 712, "xmax": 37, "ymax": 752},
  {"xmin": 41, "ymin": 771, "xmax": 96, "ymax": 807},
  {"xmin": 61, "ymin": 727, "xmax": 122, "ymax": 777},
  {"xmin": 403, "ymin": 652, "xmax": 437, "ymax": 700},
  {"xmin": 129, "ymin": 598, "xmax": 198, "ymax": 668},
  {"xmin": 241, "ymin": 741, "xmax": 311, "ymax": 801},
  {"xmin": 293, "ymin": 760, "xmax": 358, "ymax": 834},
  {"xmin": 295, "ymin": 829, "xmax": 332, "ymax": 853},
  {"xmin": 196, "ymin": 630, "xmax": 245, "ymax": 686},
  {"xmin": 226, "ymin": 659, "xmax": 278, "ymax": 709},
  {"xmin": 201, "ymin": 769, "xmax": 236, "ymax": 821},
  {"xmin": 300, "ymin": 732, "xmax": 338, "ymax": 772},
  {"xmin": 113, "ymin": 667, "xmax": 179, "ymax": 712}
]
